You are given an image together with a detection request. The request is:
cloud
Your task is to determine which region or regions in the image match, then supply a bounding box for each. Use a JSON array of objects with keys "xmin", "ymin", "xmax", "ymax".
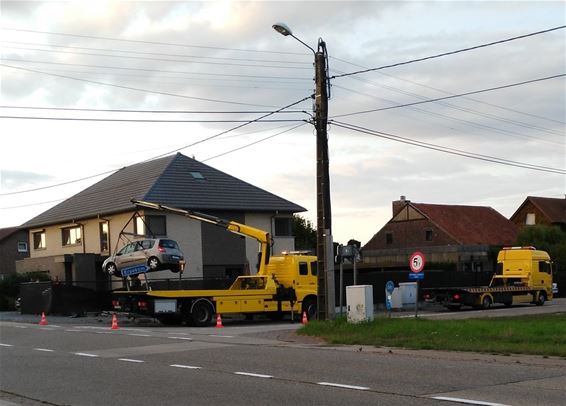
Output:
[{"xmin": 0, "ymin": 170, "xmax": 54, "ymax": 191}]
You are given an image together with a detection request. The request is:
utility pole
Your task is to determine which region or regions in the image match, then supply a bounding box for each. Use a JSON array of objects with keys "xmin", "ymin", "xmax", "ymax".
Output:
[{"xmin": 314, "ymin": 39, "xmax": 334, "ymax": 321}]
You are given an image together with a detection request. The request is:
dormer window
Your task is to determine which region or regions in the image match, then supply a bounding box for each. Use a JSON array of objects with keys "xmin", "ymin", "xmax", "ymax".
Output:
[{"xmin": 190, "ymin": 171, "xmax": 205, "ymax": 180}]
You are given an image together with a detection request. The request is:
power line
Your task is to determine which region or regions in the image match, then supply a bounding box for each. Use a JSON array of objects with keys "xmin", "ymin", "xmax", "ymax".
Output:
[
  {"xmin": 331, "ymin": 55, "xmax": 565, "ymax": 125},
  {"xmin": 332, "ymin": 120, "xmax": 565, "ymax": 174},
  {"xmin": 332, "ymin": 25, "xmax": 566, "ymax": 79},
  {"xmin": 1, "ymin": 44, "xmax": 312, "ymax": 71},
  {"xmin": 2, "ymin": 27, "xmax": 309, "ymax": 56},
  {"xmin": 0, "ymin": 116, "xmax": 306, "ymax": 123},
  {"xmin": 2, "ymin": 40, "xmax": 312, "ymax": 65},
  {"xmin": 1, "ymin": 63, "xmax": 289, "ymax": 109},
  {"xmin": 332, "ymin": 73, "xmax": 565, "ymax": 119},
  {"xmin": 1, "ymin": 58, "xmax": 312, "ymax": 81}
]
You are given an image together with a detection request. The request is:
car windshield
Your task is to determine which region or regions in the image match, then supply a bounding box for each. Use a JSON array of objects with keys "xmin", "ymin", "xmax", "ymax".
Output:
[{"xmin": 159, "ymin": 239, "xmax": 179, "ymax": 250}]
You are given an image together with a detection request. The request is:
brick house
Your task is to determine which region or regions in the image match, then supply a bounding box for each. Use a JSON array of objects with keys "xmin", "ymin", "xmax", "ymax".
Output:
[
  {"xmin": 17, "ymin": 153, "xmax": 305, "ymax": 289},
  {"xmin": 361, "ymin": 197, "xmax": 519, "ymax": 272},
  {"xmin": 510, "ymin": 196, "xmax": 566, "ymax": 231},
  {"xmin": 0, "ymin": 227, "xmax": 30, "ymax": 275}
]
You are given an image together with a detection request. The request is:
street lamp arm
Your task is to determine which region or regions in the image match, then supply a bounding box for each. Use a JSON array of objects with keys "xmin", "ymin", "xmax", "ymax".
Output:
[{"xmin": 272, "ymin": 23, "xmax": 315, "ymax": 54}]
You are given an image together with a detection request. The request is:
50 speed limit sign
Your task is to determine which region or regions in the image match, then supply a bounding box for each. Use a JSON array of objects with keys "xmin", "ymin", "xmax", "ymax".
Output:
[{"xmin": 409, "ymin": 252, "xmax": 426, "ymax": 273}]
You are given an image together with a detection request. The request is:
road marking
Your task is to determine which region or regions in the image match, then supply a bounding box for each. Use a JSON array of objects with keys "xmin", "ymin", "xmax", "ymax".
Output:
[
  {"xmin": 209, "ymin": 334, "xmax": 234, "ymax": 338},
  {"xmin": 170, "ymin": 364, "xmax": 201, "ymax": 369},
  {"xmin": 118, "ymin": 358, "xmax": 145, "ymax": 363},
  {"xmin": 74, "ymin": 352, "xmax": 99, "ymax": 357},
  {"xmin": 65, "ymin": 329, "xmax": 82, "ymax": 332},
  {"xmin": 168, "ymin": 337, "xmax": 192, "ymax": 341},
  {"xmin": 128, "ymin": 334, "xmax": 151, "ymax": 337},
  {"xmin": 317, "ymin": 382, "xmax": 370, "ymax": 391},
  {"xmin": 95, "ymin": 331, "xmax": 112, "ymax": 335},
  {"xmin": 14, "ymin": 325, "xmax": 28, "ymax": 329},
  {"xmin": 235, "ymin": 372, "xmax": 273, "ymax": 379},
  {"xmin": 432, "ymin": 396, "xmax": 511, "ymax": 406},
  {"xmin": 0, "ymin": 343, "xmax": 14, "ymax": 347},
  {"xmin": 34, "ymin": 348, "xmax": 54, "ymax": 352}
]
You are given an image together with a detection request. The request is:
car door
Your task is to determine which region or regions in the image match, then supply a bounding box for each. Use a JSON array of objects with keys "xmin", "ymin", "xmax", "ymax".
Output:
[{"xmin": 115, "ymin": 243, "xmax": 135, "ymax": 269}]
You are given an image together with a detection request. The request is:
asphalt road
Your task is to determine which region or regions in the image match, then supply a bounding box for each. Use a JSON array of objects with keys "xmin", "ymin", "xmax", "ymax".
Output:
[{"xmin": 1, "ymin": 301, "xmax": 565, "ymax": 406}]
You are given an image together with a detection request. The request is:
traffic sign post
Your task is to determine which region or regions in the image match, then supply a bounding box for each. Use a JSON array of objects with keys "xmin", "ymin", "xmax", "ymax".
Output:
[
  {"xmin": 385, "ymin": 281, "xmax": 395, "ymax": 317},
  {"xmin": 409, "ymin": 252, "xmax": 425, "ymax": 318}
]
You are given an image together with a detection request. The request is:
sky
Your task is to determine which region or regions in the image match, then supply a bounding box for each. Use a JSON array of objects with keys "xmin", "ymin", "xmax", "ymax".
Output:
[{"xmin": 0, "ymin": 0, "xmax": 564, "ymax": 246}]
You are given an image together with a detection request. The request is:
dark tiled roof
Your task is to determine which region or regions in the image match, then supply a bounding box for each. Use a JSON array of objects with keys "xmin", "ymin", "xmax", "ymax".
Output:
[
  {"xmin": 518, "ymin": 196, "xmax": 566, "ymax": 224},
  {"xmin": 413, "ymin": 203, "xmax": 518, "ymax": 245},
  {"xmin": 0, "ymin": 227, "xmax": 19, "ymax": 242},
  {"xmin": 22, "ymin": 153, "xmax": 305, "ymax": 228}
]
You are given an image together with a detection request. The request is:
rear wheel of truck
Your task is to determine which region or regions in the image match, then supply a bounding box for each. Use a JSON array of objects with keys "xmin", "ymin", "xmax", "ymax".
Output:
[
  {"xmin": 481, "ymin": 295, "xmax": 492, "ymax": 309},
  {"xmin": 190, "ymin": 300, "xmax": 214, "ymax": 326},
  {"xmin": 536, "ymin": 292, "xmax": 546, "ymax": 306}
]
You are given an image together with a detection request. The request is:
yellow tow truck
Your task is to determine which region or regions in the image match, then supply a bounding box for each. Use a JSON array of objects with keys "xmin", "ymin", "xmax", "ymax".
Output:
[
  {"xmin": 423, "ymin": 247, "xmax": 554, "ymax": 310},
  {"xmin": 111, "ymin": 200, "xmax": 318, "ymax": 326}
]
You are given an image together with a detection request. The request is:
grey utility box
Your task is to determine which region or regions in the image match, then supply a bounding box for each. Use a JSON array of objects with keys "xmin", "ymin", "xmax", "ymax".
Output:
[{"xmin": 346, "ymin": 285, "xmax": 374, "ymax": 323}]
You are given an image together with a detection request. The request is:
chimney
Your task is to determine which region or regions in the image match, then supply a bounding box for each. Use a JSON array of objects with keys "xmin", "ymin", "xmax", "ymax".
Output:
[{"xmin": 392, "ymin": 195, "xmax": 409, "ymax": 216}]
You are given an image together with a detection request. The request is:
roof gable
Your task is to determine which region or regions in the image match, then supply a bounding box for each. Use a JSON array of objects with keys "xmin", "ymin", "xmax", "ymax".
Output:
[
  {"xmin": 22, "ymin": 153, "xmax": 305, "ymax": 228},
  {"xmin": 413, "ymin": 203, "xmax": 518, "ymax": 245},
  {"xmin": 512, "ymin": 196, "xmax": 566, "ymax": 224}
]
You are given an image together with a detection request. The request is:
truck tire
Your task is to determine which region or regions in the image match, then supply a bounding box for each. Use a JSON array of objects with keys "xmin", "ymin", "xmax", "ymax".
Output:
[
  {"xmin": 536, "ymin": 292, "xmax": 546, "ymax": 306},
  {"xmin": 190, "ymin": 300, "xmax": 214, "ymax": 327},
  {"xmin": 301, "ymin": 297, "xmax": 317, "ymax": 321},
  {"xmin": 481, "ymin": 295, "xmax": 492, "ymax": 309}
]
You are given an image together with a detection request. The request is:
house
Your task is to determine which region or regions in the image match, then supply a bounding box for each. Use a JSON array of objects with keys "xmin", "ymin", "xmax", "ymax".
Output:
[
  {"xmin": 361, "ymin": 196, "xmax": 518, "ymax": 272},
  {"xmin": 0, "ymin": 227, "xmax": 30, "ymax": 275},
  {"xmin": 510, "ymin": 196, "xmax": 566, "ymax": 231},
  {"xmin": 17, "ymin": 153, "xmax": 306, "ymax": 288}
]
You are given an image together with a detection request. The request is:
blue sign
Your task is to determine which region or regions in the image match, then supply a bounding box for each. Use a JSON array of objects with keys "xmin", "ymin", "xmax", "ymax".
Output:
[
  {"xmin": 121, "ymin": 264, "xmax": 149, "ymax": 277},
  {"xmin": 385, "ymin": 280, "xmax": 395, "ymax": 294},
  {"xmin": 409, "ymin": 272, "xmax": 424, "ymax": 280}
]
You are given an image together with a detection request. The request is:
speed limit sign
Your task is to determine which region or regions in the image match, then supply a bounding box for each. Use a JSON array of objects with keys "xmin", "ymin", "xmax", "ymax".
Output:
[{"xmin": 409, "ymin": 252, "xmax": 425, "ymax": 273}]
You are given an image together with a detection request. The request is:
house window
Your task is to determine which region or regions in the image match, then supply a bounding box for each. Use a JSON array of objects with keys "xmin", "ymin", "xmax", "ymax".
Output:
[
  {"xmin": 385, "ymin": 232, "xmax": 393, "ymax": 245},
  {"xmin": 62, "ymin": 226, "xmax": 81, "ymax": 246},
  {"xmin": 274, "ymin": 217, "xmax": 293, "ymax": 237},
  {"xmin": 100, "ymin": 222, "xmax": 109, "ymax": 252},
  {"xmin": 33, "ymin": 231, "xmax": 46, "ymax": 250},
  {"xmin": 190, "ymin": 171, "xmax": 205, "ymax": 180},
  {"xmin": 526, "ymin": 213, "xmax": 535, "ymax": 225},
  {"xmin": 135, "ymin": 215, "xmax": 166, "ymax": 237},
  {"xmin": 17, "ymin": 242, "xmax": 28, "ymax": 253},
  {"xmin": 425, "ymin": 230, "xmax": 433, "ymax": 241}
]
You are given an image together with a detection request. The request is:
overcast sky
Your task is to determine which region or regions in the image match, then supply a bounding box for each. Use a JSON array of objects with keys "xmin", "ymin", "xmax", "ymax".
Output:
[{"xmin": 1, "ymin": 0, "xmax": 564, "ymax": 246}]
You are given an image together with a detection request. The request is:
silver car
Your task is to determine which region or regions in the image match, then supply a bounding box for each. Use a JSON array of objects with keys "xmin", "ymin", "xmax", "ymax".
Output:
[{"xmin": 102, "ymin": 238, "xmax": 184, "ymax": 277}]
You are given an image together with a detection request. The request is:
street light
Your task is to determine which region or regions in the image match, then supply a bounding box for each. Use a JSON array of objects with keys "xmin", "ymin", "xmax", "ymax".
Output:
[{"xmin": 273, "ymin": 23, "xmax": 335, "ymax": 321}]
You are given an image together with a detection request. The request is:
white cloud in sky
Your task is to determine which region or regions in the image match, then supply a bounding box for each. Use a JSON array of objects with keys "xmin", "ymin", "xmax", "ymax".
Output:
[{"xmin": 0, "ymin": 0, "xmax": 564, "ymax": 245}]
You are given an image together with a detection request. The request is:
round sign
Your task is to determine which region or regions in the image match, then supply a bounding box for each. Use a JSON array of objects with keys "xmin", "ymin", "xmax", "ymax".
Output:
[
  {"xmin": 385, "ymin": 280, "xmax": 395, "ymax": 294},
  {"xmin": 409, "ymin": 252, "xmax": 426, "ymax": 273}
]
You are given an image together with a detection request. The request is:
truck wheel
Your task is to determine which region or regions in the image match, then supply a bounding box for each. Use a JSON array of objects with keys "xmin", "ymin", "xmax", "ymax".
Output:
[
  {"xmin": 536, "ymin": 292, "xmax": 546, "ymax": 306},
  {"xmin": 481, "ymin": 295, "xmax": 492, "ymax": 309},
  {"xmin": 148, "ymin": 256, "xmax": 160, "ymax": 270},
  {"xmin": 302, "ymin": 298, "xmax": 317, "ymax": 321},
  {"xmin": 190, "ymin": 300, "xmax": 214, "ymax": 327}
]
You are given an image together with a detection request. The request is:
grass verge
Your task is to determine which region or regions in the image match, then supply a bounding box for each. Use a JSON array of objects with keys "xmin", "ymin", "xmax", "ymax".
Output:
[{"xmin": 298, "ymin": 313, "xmax": 566, "ymax": 357}]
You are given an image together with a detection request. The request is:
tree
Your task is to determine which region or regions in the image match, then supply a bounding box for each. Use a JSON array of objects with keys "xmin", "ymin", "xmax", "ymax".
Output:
[
  {"xmin": 292, "ymin": 215, "xmax": 317, "ymax": 251},
  {"xmin": 516, "ymin": 225, "xmax": 566, "ymax": 273}
]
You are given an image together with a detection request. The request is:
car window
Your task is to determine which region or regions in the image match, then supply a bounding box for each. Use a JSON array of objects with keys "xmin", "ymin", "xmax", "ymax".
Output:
[
  {"xmin": 141, "ymin": 240, "xmax": 154, "ymax": 250},
  {"xmin": 122, "ymin": 243, "xmax": 135, "ymax": 255},
  {"xmin": 159, "ymin": 239, "xmax": 179, "ymax": 250}
]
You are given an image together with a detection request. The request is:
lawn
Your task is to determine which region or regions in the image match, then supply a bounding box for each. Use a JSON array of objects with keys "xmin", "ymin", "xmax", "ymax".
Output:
[{"xmin": 298, "ymin": 313, "xmax": 566, "ymax": 357}]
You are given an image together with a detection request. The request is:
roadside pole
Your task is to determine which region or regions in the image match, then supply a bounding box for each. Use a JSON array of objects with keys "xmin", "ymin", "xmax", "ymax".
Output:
[{"xmin": 409, "ymin": 252, "xmax": 425, "ymax": 319}]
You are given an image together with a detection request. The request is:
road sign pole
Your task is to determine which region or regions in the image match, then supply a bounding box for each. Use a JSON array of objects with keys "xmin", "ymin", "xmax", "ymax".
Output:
[{"xmin": 415, "ymin": 280, "xmax": 419, "ymax": 319}]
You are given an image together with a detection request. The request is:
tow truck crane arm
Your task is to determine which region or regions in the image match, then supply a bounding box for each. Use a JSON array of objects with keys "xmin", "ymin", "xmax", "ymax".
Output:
[{"xmin": 130, "ymin": 199, "xmax": 271, "ymax": 274}]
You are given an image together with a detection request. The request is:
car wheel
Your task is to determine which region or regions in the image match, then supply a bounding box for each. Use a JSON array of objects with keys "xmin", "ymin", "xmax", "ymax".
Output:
[
  {"xmin": 148, "ymin": 256, "xmax": 160, "ymax": 270},
  {"xmin": 105, "ymin": 262, "xmax": 118, "ymax": 276},
  {"xmin": 190, "ymin": 300, "xmax": 214, "ymax": 327}
]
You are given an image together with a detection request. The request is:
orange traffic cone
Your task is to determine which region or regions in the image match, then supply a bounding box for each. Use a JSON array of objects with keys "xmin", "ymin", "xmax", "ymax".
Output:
[
  {"xmin": 39, "ymin": 312, "xmax": 48, "ymax": 326},
  {"xmin": 111, "ymin": 313, "xmax": 119, "ymax": 330},
  {"xmin": 302, "ymin": 311, "xmax": 308, "ymax": 325},
  {"xmin": 215, "ymin": 314, "xmax": 223, "ymax": 328}
]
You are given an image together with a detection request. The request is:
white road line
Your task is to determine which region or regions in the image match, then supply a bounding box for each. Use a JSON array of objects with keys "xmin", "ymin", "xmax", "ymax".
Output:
[
  {"xmin": 209, "ymin": 334, "xmax": 234, "ymax": 338},
  {"xmin": 170, "ymin": 364, "xmax": 201, "ymax": 369},
  {"xmin": 0, "ymin": 343, "xmax": 14, "ymax": 347},
  {"xmin": 235, "ymin": 372, "xmax": 273, "ymax": 379},
  {"xmin": 432, "ymin": 396, "xmax": 511, "ymax": 406},
  {"xmin": 65, "ymin": 329, "xmax": 82, "ymax": 332},
  {"xmin": 118, "ymin": 358, "xmax": 145, "ymax": 363},
  {"xmin": 168, "ymin": 337, "xmax": 192, "ymax": 341},
  {"xmin": 14, "ymin": 325, "xmax": 28, "ymax": 329},
  {"xmin": 128, "ymin": 334, "xmax": 151, "ymax": 337},
  {"xmin": 74, "ymin": 352, "xmax": 99, "ymax": 357},
  {"xmin": 318, "ymin": 382, "xmax": 370, "ymax": 391},
  {"xmin": 34, "ymin": 348, "xmax": 54, "ymax": 352}
]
